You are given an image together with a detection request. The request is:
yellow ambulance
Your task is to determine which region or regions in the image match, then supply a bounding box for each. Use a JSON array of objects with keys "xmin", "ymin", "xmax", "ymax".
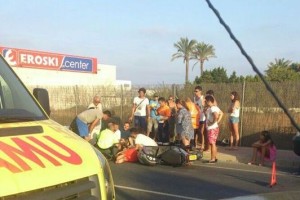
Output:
[{"xmin": 0, "ymin": 55, "xmax": 115, "ymax": 199}]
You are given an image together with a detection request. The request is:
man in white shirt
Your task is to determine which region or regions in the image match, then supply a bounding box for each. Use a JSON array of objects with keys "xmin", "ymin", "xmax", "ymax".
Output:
[
  {"xmin": 88, "ymin": 95, "xmax": 103, "ymax": 139},
  {"xmin": 129, "ymin": 127, "xmax": 157, "ymax": 150},
  {"xmin": 88, "ymin": 95, "xmax": 103, "ymax": 111},
  {"xmin": 129, "ymin": 88, "xmax": 149, "ymax": 134},
  {"xmin": 194, "ymin": 85, "xmax": 206, "ymax": 150}
]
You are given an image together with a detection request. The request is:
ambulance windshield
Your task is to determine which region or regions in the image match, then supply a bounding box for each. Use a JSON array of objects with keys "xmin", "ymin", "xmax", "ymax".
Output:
[{"xmin": 0, "ymin": 56, "xmax": 47, "ymax": 123}]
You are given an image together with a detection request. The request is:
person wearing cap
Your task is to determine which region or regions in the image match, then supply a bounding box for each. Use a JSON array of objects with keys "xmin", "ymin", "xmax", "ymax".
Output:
[
  {"xmin": 146, "ymin": 93, "xmax": 160, "ymax": 139},
  {"xmin": 129, "ymin": 87, "xmax": 149, "ymax": 134}
]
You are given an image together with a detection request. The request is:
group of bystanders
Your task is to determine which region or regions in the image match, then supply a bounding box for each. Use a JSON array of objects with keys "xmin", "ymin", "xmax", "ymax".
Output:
[{"xmin": 68, "ymin": 87, "xmax": 275, "ymax": 166}]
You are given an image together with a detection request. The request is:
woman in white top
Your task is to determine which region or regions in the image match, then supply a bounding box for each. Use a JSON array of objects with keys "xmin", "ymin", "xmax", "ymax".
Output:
[{"xmin": 227, "ymin": 91, "xmax": 240, "ymax": 150}]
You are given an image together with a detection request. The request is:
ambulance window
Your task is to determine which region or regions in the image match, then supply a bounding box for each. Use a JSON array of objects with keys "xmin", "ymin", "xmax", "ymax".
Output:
[
  {"xmin": 0, "ymin": 56, "xmax": 47, "ymax": 123},
  {"xmin": 0, "ymin": 79, "xmax": 13, "ymax": 109}
]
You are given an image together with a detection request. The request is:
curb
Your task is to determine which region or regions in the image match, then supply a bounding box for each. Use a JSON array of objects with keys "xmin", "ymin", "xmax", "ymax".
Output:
[{"xmin": 201, "ymin": 146, "xmax": 300, "ymax": 170}]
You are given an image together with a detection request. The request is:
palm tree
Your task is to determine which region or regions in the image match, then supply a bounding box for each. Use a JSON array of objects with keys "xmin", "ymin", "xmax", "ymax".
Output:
[
  {"xmin": 171, "ymin": 37, "xmax": 197, "ymax": 83},
  {"xmin": 266, "ymin": 58, "xmax": 294, "ymax": 82},
  {"xmin": 268, "ymin": 58, "xmax": 291, "ymax": 68},
  {"xmin": 192, "ymin": 42, "xmax": 216, "ymax": 77}
]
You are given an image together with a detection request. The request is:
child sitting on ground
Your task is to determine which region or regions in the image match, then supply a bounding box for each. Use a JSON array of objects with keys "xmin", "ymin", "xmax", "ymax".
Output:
[{"xmin": 248, "ymin": 130, "xmax": 276, "ymax": 166}]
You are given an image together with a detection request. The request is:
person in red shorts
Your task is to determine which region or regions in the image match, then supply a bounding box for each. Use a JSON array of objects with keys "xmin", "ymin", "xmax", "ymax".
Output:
[
  {"xmin": 115, "ymin": 147, "xmax": 138, "ymax": 164},
  {"xmin": 204, "ymin": 95, "xmax": 223, "ymax": 163}
]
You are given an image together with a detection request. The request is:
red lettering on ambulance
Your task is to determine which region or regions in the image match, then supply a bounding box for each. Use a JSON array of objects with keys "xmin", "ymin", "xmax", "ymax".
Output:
[
  {"xmin": 0, "ymin": 139, "xmax": 61, "ymax": 172},
  {"xmin": 0, "ymin": 136, "xmax": 83, "ymax": 173},
  {"xmin": 0, "ymin": 157, "xmax": 22, "ymax": 173},
  {"xmin": 28, "ymin": 136, "xmax": 82, "ymax": 165}
]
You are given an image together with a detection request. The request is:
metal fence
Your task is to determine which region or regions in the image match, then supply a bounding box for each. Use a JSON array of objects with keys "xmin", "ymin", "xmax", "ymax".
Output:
[{"xmin": 29, "ymin": 80, "xmax": 300, "ymax": 150}]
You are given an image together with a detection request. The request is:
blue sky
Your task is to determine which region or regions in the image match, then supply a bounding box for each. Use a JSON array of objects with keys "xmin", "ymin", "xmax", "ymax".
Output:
[{"xmin": 1, "ymin": 0, "xmax": 300, "ymax": 84}]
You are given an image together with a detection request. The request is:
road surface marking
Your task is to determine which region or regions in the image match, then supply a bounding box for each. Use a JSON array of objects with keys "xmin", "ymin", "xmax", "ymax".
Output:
[
  {"xmin": 192, "ymin": 163, "xmax": 293, "ymax": 176},
  {"xmin": 115, "ymin": 185, "xmax": 204, "ymax": 200}
]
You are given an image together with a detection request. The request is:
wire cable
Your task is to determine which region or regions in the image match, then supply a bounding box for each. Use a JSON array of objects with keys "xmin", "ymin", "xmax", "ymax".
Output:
[{"xmin": 205, "ymin": 0, "xmax": 300, "ymax": 132}]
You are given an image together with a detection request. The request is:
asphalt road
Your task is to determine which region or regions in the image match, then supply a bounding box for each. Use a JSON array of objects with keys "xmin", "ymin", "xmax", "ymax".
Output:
[{"xmin": 110, "ymin": 160, "xmax": 300, "ymax": 200}]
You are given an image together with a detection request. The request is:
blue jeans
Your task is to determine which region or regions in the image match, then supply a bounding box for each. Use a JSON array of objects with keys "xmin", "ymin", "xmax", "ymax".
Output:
[{"xmin": 134, "ymin": 116, "xmax": 147, "ymax": 133}]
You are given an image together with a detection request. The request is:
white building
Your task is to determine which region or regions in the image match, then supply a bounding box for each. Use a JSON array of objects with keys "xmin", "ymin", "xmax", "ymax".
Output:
[
  {"xmin": 0, "ymin": 46, "xmax": 131, "ymax": 88},
  {"xmin": 12, "ymin": 63, "xmax": 117, "ymax": 86}
]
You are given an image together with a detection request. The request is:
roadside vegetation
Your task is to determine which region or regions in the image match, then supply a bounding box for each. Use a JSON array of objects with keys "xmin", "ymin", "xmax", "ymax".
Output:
[{"xmin": 29, "ymin": 37, "xmax": 300, "ymax": 150}]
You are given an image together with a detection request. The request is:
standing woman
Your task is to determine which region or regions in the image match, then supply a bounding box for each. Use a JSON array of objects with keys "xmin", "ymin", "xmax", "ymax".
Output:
[
  {"xmin": 228, "ymin": 91, "xmax": 240, "ymax": 150},
  {"xmin": 175, "ymin": 99, "xmax": 194, "ymax": 149},
  {"xmin": 168, "ymin": 95, "xmax": 177, "ymax": 143},
  {"xmin": 185, "ymin": 97, "xmax": 200, "ymax": 148}
]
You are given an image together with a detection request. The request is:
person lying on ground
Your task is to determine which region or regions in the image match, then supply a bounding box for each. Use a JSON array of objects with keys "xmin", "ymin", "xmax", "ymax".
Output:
[{"xmin": 115, "ymin": 147, "xmax": 138, "ymax": 164}]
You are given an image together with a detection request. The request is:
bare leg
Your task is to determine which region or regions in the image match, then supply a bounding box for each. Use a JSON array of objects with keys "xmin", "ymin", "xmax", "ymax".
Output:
[
  {"xmin": 193, "ymin": 128, "xmax": 201, "ymax": 149},
  {"xmin": 260, "ymin": 146, "xmax": 266, "ymax": 166},
  {"xmin": 228, "ymin": 122, "xmax": 234, "ymax": 148},
  {"xmin": 200, "ymin": 128, "xmax": 204, "ymax": 149},
  {"xmin": 232, "ymin": 123, "xmax": 239, "ymax": 148},
  {"xmin": 115, "ymin": 154, "xmax": 125, "ymax": 164},
  {"xmin": 249, "ymin": 147, "xmax": 258, "ymax": 164},
  {"xmin": 211, "ymin": 143, "xmax": 217, "ymax": 161},
  {"xmin": 200, "ymin": 123, "xmax": 208, "ymax": 150},
  {"xmin": 181, "ymin": 135, "xmax": 190, "ymax": 146},
  {"xmin": 146, "ymin": 118, "xmax": 152, "ymax": 137}
]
